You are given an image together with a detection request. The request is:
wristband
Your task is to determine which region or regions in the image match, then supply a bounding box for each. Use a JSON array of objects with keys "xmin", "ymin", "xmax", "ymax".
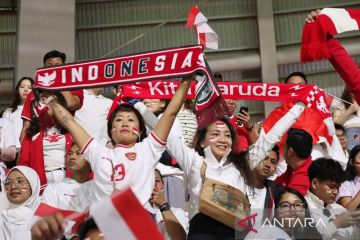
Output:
[
  {"xmin": 159, "ymin": 202, "xmax": 171, "ymax": 212},
  {"xmin": 46, "ymin": 95, "xmax": 58, "ymax": 104}
]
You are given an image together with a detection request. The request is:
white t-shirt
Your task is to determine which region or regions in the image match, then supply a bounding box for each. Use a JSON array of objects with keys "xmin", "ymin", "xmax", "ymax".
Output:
[
  {"xmin": 247, "ymin": 187, "xmax": 267, "ymax": 212},
  {"xmin": 81, "ymin": 132, "xmax": 166, "ymax": 206},
  {"xmin": 0, "ymin": 118, "xmax": 20, "ymax": 152},
  {"xmin": 0, "ymin": 216, "xmax": 31, "ymax": 240},
  {"xmin": 2, "ymin": 106, "xmax": 23, "ymax": 142},
  {"xmin": 154, "ymin": 206, "xmax": 189, "ymax": 240},
  {"xmin": 43, "ymin": 127, "xmax": 66, "ymax": 171},
  {"xmin": 42, "ymin": 178, "xmax": 94, "ymax": 212},
  {"xmin": 305, "ymin": 191, "xmax": 354, "ymax": 240},
  {"xmin": 74, "ymin": 90, "xmax": 112, "ymax": 145},
  {"xmin": 338, "ymin": 176, "xmax": 360, "ymax": 200}
]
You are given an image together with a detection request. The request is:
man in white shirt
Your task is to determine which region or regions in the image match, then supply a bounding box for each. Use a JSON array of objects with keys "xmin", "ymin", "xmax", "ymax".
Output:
[
  {"xmin": 305, "ymin": 158, "xmax": 360, "ymax": 240},
  {"xmin": 150, "ymin": 169, "xmax": 188, "ymax": 240},
  {"xmin": 75, "ymin": 88, "xmax": 112, "ymax": 146},
  {"xmin": 42, "ymin": 143, "xmax": 93, "ymax": 212}
]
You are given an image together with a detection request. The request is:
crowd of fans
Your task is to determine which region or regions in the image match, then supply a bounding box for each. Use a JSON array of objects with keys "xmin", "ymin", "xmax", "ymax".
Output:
[{"xmin": 0, "ymin": 9, "xmax": 359, "ymax": 240}]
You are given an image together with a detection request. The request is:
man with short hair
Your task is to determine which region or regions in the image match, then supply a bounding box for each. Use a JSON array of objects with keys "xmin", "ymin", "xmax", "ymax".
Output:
[
  {"xmin": 150, "ymin": 169, "xmax": 188, "ymax": 240},
  {"xmin": 285, "ymin": 71, "xmax": 307, "ymax": 84},
  {"xmin": 19, "ymin": 50, "xmax": 84, "ymax": 143},
  {"xmin": 335, "ymin": 123, "xmax": 349, "ymax": 158},
  {"xmin": 305, "ymin": 158, "xmax": 360, "ymax": 240},
  {"xmin": 248, "ymin": 146, "xmax": 282, "ymax": 223},
  {"xmin": 275, "ymin": 128, "xmax": 313, "ymax": 195}
]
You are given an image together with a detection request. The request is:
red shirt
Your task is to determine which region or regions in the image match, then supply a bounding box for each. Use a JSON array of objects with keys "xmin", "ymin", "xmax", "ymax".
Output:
[
  {"xmin": 21, "ymin": 90, "xmax": 84, "ymax": 121},
  {"xmin": 275, "ymin": 157, "xmax": 312, "ymax": 196},
  {"xmin": 229, "ymin": 116, "xmax": 249, "ymax": 153}
]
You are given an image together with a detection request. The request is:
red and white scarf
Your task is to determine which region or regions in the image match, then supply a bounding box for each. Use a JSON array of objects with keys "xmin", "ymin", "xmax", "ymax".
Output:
[
  {"xmin": 34, "ymin": 45, "xmax": 228, "ymax": 128},
  {"xmin": 301, "ymin": 8, "xmax": 360, "ymax": 62}
]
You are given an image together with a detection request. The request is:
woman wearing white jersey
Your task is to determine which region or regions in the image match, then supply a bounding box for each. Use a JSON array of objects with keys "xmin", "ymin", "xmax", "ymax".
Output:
[
  {"xmin": 46, "ymin": 78, "xmax": 192, "ymax": 209},
  {"xmin": 0, "ymin": 166, "xmax": 40, "ymax": 240}
]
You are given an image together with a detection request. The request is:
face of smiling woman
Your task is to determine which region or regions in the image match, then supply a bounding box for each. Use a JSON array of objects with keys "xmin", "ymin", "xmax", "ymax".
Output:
[
  {"xmin": 200, "ymin": 121, "xmax": 233, "ymax": 161},
  {"xmin": 5, "ymin": 170, "xmax": 32, "ymax": 205}
]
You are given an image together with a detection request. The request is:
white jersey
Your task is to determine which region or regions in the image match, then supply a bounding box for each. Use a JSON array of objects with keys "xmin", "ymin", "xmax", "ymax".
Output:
[
  {"xmin": 74, "ymin": 90, "xmax": 112, "ymax": 145},
  {"xmin": 41, "ymin": 178, "xmax": 94, "ymax": 212},
  {"xmin": 81, "ymin": 131, "xmax": 166, "ymax": 206},
  {"xmin": 2, "ymin": 106, "xmax": 23, "ymax": 143}
]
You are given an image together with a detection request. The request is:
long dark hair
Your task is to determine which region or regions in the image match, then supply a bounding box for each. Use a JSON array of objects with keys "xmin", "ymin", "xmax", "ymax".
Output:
[
  {"xmin": 192, "ymin": 117, "xmax": 255, "ymax": 186},
  {"xmin": 11, "ymin": 77, "xmax": 34, "ymax": 112},
  {"xmin": 107, "ymin": 104, "xmax": 147, "ymax": 145},
  {"xmin": 344, "ymin": 145, "xmax": 360, "ymax": 181},
  {"xmin": 274, "ymin": 188, "xmax": 322, "ymax": 240}
]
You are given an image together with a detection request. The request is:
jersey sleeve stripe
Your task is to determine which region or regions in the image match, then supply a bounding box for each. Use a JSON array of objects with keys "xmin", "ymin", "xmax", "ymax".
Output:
[
  {"xmin": 80, "ymin": 137, "xmax": 94, "ymax": 154},
  {"xmin": 150, "ymin": 131, "xmax": 166, "ymax": 146}
]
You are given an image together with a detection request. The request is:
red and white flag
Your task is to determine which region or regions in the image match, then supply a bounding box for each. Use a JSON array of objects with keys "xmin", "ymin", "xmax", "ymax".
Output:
[
  {"xmin": 92, "ymin": 187, "xmax": 164, "ymax": 240},
  {"xmin": 186, "ymin": 6, "xmax": 218, "ymax": 49},
  {"xmin": 32, "ymin": 203, "xmax": 89, "ymax": 234}
]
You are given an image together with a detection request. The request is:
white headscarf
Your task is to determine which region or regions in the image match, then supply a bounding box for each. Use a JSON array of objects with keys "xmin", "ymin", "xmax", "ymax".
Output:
[{"xmin": 2, "ymin": 166, "xmax": 40, "ymax": 225}]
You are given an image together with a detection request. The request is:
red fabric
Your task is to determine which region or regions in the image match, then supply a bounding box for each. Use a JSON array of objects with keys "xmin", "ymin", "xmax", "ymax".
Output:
[
  {"xmin": 229, "ymin": 116, "xmax": 249, "ymax": 153},
  {"xmin": 19, "ymin": 130, "xmax": 72, "ymax": 190},
  {"xmin": 21, "ymin": 90, "xmax": 84, "ymax": 121},
  {"xmin": 186, "ymin": 6, "xmax": 201, "ymax": 28},
  {"xmin": 263, "ymin": 103, "xmax": 333, "ymax": 149},
  {"xmin": 34, "ymin": 46, "xmax": 227, "ymax": 129},
  {"xmin": 327, "ymin": 37, "xmax": 360, "ymax": 105},
  {"xmin": 275, "ymin": 157, "xmax": 312, "ymax": 196},
  {"xmin": 121, "ymin": 81, "xmax": 316, "ymax": 102},
  {"xmin": 110, "ymin": 188, "xmax": 164, "ymax": 240}
]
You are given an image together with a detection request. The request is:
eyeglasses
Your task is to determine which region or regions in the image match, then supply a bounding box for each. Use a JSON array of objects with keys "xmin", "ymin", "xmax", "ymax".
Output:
[
  {"xmin": 3, "ymin": 178, "xmax": 28, "ymax": 189},
  {"xmin": 278, "ymin": 201, "xmax": 305, "ymax": 211},
  {"xmin": 336, "ymin": 134, "xmax": 346, "ymax": 139}
]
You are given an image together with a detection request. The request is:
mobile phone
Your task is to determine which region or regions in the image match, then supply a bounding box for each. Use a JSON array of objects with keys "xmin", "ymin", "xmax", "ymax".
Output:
[{"xmin": 236, "ymin": 106, "xmax": 249, "ymax": 125}]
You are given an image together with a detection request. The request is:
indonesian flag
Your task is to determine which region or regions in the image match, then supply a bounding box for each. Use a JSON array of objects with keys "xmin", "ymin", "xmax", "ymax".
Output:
[
  {"xmin": 32, "ymin": 203, "xmax": 89, "ymax": 234},
  {"xmin": 92, "ymin": 187, "xmax": 164, "ymax": 240},
  {"xmin": 186, "ymin": 6, "xmax": 218, "ymax": 49},
  {"xmin": 301, "ymin": 8, "xmax": 360, "ymax": 62},
  {"xmin": 263, "ymin": 103, "xmax": 347, "ymax": 169}
]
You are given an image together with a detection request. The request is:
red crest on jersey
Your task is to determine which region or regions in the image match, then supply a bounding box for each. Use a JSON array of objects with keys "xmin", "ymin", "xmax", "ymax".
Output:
[{"xmin": 125, "ymin": 152, "xmax": 137, "ymax": 161}]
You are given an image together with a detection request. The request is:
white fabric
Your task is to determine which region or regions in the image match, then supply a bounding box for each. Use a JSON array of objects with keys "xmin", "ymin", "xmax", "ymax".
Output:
[
  {"xmin": 81, "ymin": 132, "xmax": 166, "ymax": 206},
  {"xmin": 156, "ymin": 162, "xmax": 183, "ymax": 180},
  {"xmin": 247, "ymin": 187, "xmax": 267, "ymax": 213},
  {"xmin": 74, "ymin": 90, "xmax": 112, "ymax": 145},
  {"xmin": 338, "ymin": 176, "xmax": 360, "ymax": 199},
  {"xmin": 335, "ymin": 103, "xmax": 360, "ymax": 129},
  {"xmin": 43, "ymin": 127, "xmax": 66, "ymax": 171},
  {"xmin": 249, "ymin": 102, "xmax": 305, "ymax": 169},
  {"xmin": 321, "ymin": 8, "xmax": 359, "ymax": 34},
  {"xmin": 244, "ymin": 224, "xmax": 290, "ymax": 240},
  {"xmin": 0, "ymin": 166, "xmax": 40, "ymax": 240},
  {"xmin": 0, "ymin": 118, "xmax": 20, "ymax": 155},
  {"xmin": 154, "ymin": 206, "xmax": 189, "ymax": 240},
  {"xmin": 41, "ymin": 178, "xmax": 94, "ymax": 212},
  {"xmin": 176, "ymin": 109, "xmax": 197, "ymax": 147},
  {"xmin": 166, "ymin": 137, "xmax": 248, "ymax": 220},
  {"xmin": 45, "ymin": 169, "xmax": 66, "ymax": 184},
  {"xmin": 305, "ymin": 190, "xmax": 354, "ymax": 240},
  {"xmin": 2, "ymin": 106, "xmax": 23, "ymax": 143},
  {"xmin": 92, "ymin": 196, "xmax": 137, "ymax": 240}
]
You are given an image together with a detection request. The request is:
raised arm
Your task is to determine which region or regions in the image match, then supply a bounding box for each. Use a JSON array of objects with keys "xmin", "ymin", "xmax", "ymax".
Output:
[
  {"xmin": 153, "ymin": 77, "xmax": 192, "ymax": 142},
  {"xmin": 249, "ymin": 102, "xmax": 305, "ymax": 169},
  {"xmin": 47, "ymin": 97, "xmax": 91, "ymax": 150}
]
